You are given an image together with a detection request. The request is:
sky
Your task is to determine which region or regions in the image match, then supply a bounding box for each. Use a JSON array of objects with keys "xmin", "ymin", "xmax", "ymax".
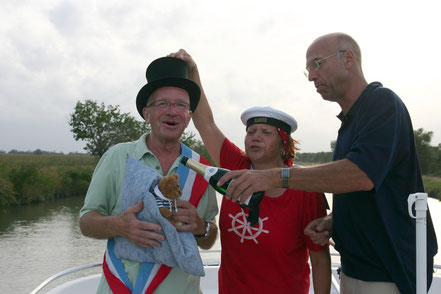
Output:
[{"xmin": 1, "ymin": 0, "xmax": 440, "ymax": 154}]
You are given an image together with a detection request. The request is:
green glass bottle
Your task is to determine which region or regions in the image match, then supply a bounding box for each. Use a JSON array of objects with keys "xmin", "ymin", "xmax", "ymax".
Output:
[{"xmin": 181, "ymin": 156, "xmax": 264, "ymax": 213}]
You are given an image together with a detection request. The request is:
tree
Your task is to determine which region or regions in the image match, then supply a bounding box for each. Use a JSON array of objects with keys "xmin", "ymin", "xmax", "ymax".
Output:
[
  {"xmin": 414, "ymin": 128, "xmax": 435, "ymax": 174},
  {"xmin": 181, "ymin": 131, "xmax": 213, "ymax": 164},
  {"xmin": 69, "ymin": 100, "xmax": 151, "ymax": 157},
  {"xmin": 330, "ymin": 140, "xmax": 336, "ymax": 152},
  {"xmin": 69, "ymin": 99, "xmax": 211, "ymax": 159}
]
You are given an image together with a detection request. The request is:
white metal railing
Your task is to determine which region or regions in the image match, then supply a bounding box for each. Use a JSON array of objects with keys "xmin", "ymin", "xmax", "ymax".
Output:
[
  {"xmin": 408, "ymin": 192, "xmax": 429, "ymax": 294},
  {"xmin": 29, "ymin": 263, "xmax": 101, "ymax": 294}
]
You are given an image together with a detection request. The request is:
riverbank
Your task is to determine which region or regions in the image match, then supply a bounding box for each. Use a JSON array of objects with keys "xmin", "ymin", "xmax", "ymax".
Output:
[
  {"xmin": 296, "ymin": 160, "xmax": 441, "ymax": 201},
  {"xmin": 0, "ymin": 154, "xmax": 98, "ymax": 209},
  {"xmin": 1, "ymin": 155, "xmax": 440, "ymax": 211}
]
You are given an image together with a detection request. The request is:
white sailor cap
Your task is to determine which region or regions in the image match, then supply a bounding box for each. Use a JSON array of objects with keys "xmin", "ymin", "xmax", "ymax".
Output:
[{"xmin": 240, "ymin": 106, "xmax": 298, "ymax": 134}]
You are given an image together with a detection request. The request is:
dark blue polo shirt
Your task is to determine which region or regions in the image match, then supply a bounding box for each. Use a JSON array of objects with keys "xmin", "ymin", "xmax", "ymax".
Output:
[{"xmin": 332, "ymin": 82, "xmax": 438, "ymax": 294}]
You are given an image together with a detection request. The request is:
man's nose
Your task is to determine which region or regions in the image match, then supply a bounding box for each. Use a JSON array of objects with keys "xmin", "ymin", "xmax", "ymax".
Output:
[
  {"xmin": 308, "ymin": 70, "xmax": 318, "ymax": 81},
  {"xmin": 166, "ymin": 103, "xmax": 179, "ymax": 114}
]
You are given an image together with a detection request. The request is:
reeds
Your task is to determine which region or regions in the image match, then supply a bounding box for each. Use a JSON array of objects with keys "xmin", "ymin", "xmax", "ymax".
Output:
[{"xmin": 0, "ymin": 154, "xmax": 98, "ymax": 209}]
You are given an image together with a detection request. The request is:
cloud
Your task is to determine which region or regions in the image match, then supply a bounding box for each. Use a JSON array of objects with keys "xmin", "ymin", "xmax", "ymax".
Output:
[{"xmin": 1, "ymin": 0, "xmax": 440, "ymax": 153}]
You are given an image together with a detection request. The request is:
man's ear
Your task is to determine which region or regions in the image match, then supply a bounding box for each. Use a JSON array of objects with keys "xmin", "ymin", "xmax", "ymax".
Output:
[
  {"xmin": 343, "ymin": 50, "xmax": 355, "ymax": 69},
  {"xmin": 143, "ymin": 107, "xmax": 150, "ymax": 123}
]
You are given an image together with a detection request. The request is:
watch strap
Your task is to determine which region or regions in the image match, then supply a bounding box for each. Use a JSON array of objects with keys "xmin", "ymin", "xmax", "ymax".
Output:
[
  {"xmin": 281, "ymin": 168, "xmax": 290, "ymax": 188},
  {"xmin": 194, "ymin": 221, "xmax": 210, "ymax": 238}
]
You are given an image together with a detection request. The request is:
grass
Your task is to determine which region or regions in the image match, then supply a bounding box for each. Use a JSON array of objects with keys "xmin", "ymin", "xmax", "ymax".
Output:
[
  {"xmin": 0, "ymin": 154, "xmax": 98, "ymax": 209},
  {"xmin": 1, "ymin": 155, "xmax": 440, "ymax": 209},
  {"xmin": 422, "ymin": 176, "xmax": 441, "ymax": 201},
  {"xmin": 295, "ymin": 161, "xmax": 441, "ymax": 201}
]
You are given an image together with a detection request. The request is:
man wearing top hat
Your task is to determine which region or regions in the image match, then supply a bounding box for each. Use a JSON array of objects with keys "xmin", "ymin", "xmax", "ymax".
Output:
[{"xmin": 79, "ymin": 57, "xmax": 218, "ymax": 293}]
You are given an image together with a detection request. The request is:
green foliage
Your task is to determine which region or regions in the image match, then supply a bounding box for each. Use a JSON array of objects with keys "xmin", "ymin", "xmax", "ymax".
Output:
[
  {"xmin": 69, "ymin": 99, "xmax": 212, "ymax": 161},
  {"xmin": 181, "ymin": 131, "xmax": 213, "ymax": 164},
  {"xmin": 60, "ymin": 168, "xmax": 93, "ymax": 197},
  {"xmin": 296, "ymin": 152, "xmax": 333, "ymax": 164},
  {"xmin": 298, "ymin": 128, "xmax": 441, "ymax": 177},
  {"xmin": 422, "ymin": 176, "xmax": 441, "ymax": 201},
  {"xmin": 69, "ymin": 100, "xmax": 151, "ymax": 157},
  {"xmin": 330, "ymin": 140, "xmax": 336, "ymax": 152},
  {"xmin": 414, "ymin": 128, "xmax": 441, "ymax": 176},
  {"xmin": 0, "ymin": 177, "xmax": 17, "ymax": 209},
  {"xmin": 0, "ymin": 155, "xmax": 97, "ymax": 208},
  {"xmin": 8, "ymin": 166, "xmax": 43, "ymax": 204},
  {"xmin": 9, "ymin": 167, "xmax": 48, "ymax": 204},
  {"xmin": 0, "ymin": 130, "xmax": 212, "ymax": 209}
]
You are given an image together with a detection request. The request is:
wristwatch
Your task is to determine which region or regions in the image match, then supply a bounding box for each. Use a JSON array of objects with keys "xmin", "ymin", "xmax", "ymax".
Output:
[
  {"xmin": 194, "ymin": 221, "xmax": 210, "ymax": 238},
  {"xmin": 281, "ymin": 168, "xmax": 290, "ymax": 188}
]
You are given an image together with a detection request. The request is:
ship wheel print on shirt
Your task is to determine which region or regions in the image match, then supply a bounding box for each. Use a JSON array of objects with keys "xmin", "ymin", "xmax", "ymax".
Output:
[{"xmin": 228, "ymin": 208, "xmax": 269, "ymax": 244}]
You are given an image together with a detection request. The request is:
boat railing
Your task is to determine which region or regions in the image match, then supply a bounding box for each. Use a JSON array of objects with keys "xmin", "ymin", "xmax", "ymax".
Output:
[
  {"xmin": 28, "ymin": 250, "xmax": 441, "ymax": 294},
  {"xmin": 29, "ymin": 250, "xmax": 345, "ymax": 294},
  {"xmin": 29, "ymin": 263, "xmax": 102, "ymax": 294}
]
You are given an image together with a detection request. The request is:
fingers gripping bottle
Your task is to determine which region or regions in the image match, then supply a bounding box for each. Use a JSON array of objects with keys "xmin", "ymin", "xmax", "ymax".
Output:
[{"xmin": 181, "ymin": 156, "xmax": 263, "ymax": 226}]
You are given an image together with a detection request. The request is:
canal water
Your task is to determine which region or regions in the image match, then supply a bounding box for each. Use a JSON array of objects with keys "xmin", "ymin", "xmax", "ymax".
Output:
[{"xmin": 0, "ymin": 195, "xmax": 440, "ymax": 293}]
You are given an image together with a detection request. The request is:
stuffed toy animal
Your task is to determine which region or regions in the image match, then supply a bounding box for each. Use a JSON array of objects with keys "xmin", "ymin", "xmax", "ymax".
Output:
[{"xmin": 152, "ymin": 173, "xmax": 183, "ymax": 227}]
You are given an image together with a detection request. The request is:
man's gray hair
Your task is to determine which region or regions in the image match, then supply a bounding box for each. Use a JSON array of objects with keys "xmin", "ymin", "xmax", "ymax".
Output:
[{"xmin": 335, "ymin": 33, "xmax": 362, "ymax": 65}]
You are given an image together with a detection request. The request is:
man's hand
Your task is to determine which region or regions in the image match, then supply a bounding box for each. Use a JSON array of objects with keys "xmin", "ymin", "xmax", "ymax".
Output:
[
  {"xmin": 217, "ymin": 169, "xmax": 278, "ymax": 204},
  {"xmin": 168, "ymin": 49, "xmax": 198, "ymax": 81},
  {"xmin": 304, "ymin": 215, "xmax": 333, "ymax": 246},
  {"xmin": 172, "ymin": 200, "xmax": 218, "ymax": 250},
  {"xmin": 119, "ymin": 200, "xmax": 165, "ymax": 249},
  {"xmin": 171, "ymin": 200, "xmax": 205, "ymax": 235}
]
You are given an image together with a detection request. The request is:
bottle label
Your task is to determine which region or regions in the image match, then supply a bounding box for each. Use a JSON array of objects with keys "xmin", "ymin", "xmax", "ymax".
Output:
[
  {"xmin": 204, "ymin": 167, "xmax": 217, "ymax": 182},
  {"xmin": 243, "ymin": 193, "xmax": 251, "ymax": 205},
  {"xmin": 229, "ymin": 179, "xmax": 251, "ymax": 206}
]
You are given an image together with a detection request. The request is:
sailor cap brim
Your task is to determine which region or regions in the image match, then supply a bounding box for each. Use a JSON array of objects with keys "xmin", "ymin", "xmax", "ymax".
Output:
[{"xmin": 240, "ymin": 106, "xmax": 297, "ymax": 134}]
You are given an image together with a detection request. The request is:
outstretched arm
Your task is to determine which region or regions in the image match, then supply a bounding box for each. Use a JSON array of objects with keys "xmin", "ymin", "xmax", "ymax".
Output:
[
  {"xmin": 168, "ymin": 49, "xmax": 225, "ymax": 166},
  {"xmin": 218, "ymin": 158, "xmax": 374, "ymax": 204}
]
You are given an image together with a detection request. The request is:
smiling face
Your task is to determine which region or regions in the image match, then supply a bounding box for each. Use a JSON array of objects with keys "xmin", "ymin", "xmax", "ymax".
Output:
[
  {"xmin": 244, "ymin": 124, "xmax": 284, "ymax": 166},
  {"xmin": 142, "ymin": 86, "xmax": 192, "ymax": 143}
]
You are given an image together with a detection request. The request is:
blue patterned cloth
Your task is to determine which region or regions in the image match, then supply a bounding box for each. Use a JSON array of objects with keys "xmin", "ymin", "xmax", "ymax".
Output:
[{"xmin": 114, "ymin": 156, "xmax": 204, "ymax": 276}]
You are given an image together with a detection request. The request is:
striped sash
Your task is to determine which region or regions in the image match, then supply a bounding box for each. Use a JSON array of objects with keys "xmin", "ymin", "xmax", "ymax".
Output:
[{"xmin": 103, "ymin": 143, "xmax": 210, "ymax": 293}]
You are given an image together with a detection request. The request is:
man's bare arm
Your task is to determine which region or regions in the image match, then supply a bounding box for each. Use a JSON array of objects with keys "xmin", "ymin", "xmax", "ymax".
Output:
[
  {"xmin": 79, "ymin": 200, "xmax": 165, "ymax": 249},
  {"xmin": 218, "ymin": 159, "xmax": 374, "ymax": 203}
]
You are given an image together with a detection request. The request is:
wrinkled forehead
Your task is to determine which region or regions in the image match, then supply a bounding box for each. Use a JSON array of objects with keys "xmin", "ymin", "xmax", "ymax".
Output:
[
  {"xmin": 306, "ymin": 37, "xmax": 337, "ymax": 63},
  {"xmin": 150, "ymin": 86, "xmax": 190, "ymax": 102}
]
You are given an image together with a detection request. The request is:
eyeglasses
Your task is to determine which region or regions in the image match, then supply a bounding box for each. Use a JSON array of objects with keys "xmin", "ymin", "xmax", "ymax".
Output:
[
  {"xmin": 147, "ymin": 100, "xmax": 190, "ymax": 112},
  {"xmin": 304, "ymin": 50, "xmax": 346, "ymax": 78}
]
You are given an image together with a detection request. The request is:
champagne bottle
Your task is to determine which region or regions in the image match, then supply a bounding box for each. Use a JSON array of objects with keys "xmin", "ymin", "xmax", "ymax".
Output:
[{"xmin": 180, "ymin": 156, "xmax": 264, "ymax": 211}]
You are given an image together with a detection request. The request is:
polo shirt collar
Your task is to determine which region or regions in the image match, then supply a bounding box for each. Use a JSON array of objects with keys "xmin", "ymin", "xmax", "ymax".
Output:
[
  {"xmin": 336, "ymin": 82, "xmax": 383, "ymax": 122},
  {"xmin": 134, "ymin": 133, "xmax": 152, "ymax": 160}
]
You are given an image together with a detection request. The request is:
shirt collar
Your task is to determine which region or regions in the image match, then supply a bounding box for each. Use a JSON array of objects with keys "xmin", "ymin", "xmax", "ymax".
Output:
[
  {"xmin": 133, "ymin": 134, "xmax": 182, "ymax": 173},
  {"xmin": 134, "ymin": 133, "xmax": 152, "ymax": 160},
  {"xmin": 336, "ymin": 82, "xmax": 383, "ymax": 122}
]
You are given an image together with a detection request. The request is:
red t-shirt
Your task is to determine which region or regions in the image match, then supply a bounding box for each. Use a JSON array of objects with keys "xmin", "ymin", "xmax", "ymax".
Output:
[{"xmin": 218, "ymin": 138, "xmax": 328, "ymax": 294}]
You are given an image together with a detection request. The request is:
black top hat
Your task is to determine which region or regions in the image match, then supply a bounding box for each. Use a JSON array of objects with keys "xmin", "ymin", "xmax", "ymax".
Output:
[{"xmin": 136, "ymin": 57, "xmax": 201, "ymax": 118}]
